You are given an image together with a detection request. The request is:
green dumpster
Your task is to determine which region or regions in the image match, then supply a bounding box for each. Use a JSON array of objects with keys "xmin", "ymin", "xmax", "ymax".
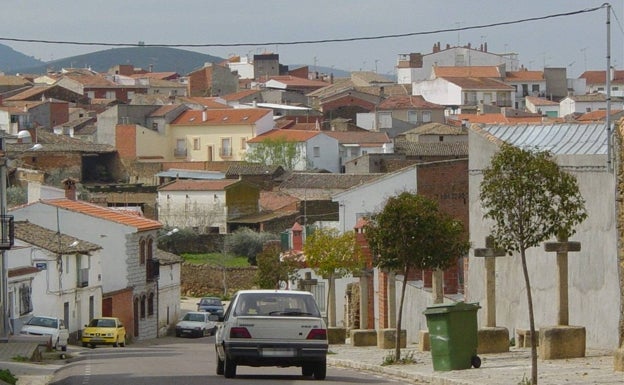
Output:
[{"xmin": 423, "ymin": 301, "xmax": 481, "ymax": 371}]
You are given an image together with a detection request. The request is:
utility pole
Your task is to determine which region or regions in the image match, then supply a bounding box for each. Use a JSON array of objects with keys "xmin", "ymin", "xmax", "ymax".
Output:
[{"xmin": 0, "ymin": 136, "xmax": 14, "ymax": 340}]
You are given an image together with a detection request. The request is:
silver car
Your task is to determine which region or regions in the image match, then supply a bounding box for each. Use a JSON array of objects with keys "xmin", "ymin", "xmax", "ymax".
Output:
[{"xmin": 20, "ymin": 316, "xmax": 69, "ymax": 351}]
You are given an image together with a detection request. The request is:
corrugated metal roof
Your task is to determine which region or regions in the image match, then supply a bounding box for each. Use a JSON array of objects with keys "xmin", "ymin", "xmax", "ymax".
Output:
[{"xmin": 476, "ymin": 123, "xmax": 608, "ymax": 155}]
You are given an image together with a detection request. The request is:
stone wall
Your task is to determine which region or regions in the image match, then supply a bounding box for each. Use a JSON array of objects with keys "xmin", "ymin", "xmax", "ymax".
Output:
[{"xmin": 180, "ymin": 263, "xmax": 258, "ymax": 298}]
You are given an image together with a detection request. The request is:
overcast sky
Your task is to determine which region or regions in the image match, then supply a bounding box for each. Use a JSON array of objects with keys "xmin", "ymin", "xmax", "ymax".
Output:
[{"xmin": 0, "ymin": 1, "xmax": 621, "ymax": 78}]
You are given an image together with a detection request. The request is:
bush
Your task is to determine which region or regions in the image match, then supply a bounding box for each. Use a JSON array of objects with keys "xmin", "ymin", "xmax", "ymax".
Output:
[
  {"xmin": 0, "ymin": 368, "xmax": 17, "ymax": 385},
  {"xmin": 225, "ymin": 228, "xmax": 278, "ymax": 265}
]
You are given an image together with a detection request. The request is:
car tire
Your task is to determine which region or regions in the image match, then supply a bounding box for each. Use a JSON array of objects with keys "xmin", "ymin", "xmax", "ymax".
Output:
[
  {"xmin": 313, "ymin": 360, "xmax": 326, "ymax": 380},
  {"xmin": 120, "ymin": 338, "xmax": 126, "ymax": 347},
  {"xmin": 82, "ymin": 342, "xmax": 87, "ymax": 348},
  {"xmin": 89, "ymin": 344, "xmax": 96, "ymax": 349},
  {"xmin": 302, "ymin": 364, "xmax": 314, "ymax": 376},
  {"xmin": 113, "ymin": 338, "xmax": 119, "ymax": 347},
  {"xmin": 224, "ymin": 356, "xmax": 236, "ymax": 378},
  {"xmin": 216, "ymin": 354, "xmax": 224, "ymax": 375},
  {"xmin": 61, "ymin": 345, "xmax": 67, "ymax": 352}
]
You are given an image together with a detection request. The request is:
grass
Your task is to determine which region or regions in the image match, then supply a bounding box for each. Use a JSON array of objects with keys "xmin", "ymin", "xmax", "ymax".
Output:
[
  {"xmin": 381, "ymin": 350, "xmax": 417, "ymax": 366},
  {"xmin": 181, "ymin": 253, "xmax": 250, "ymax": 267}
]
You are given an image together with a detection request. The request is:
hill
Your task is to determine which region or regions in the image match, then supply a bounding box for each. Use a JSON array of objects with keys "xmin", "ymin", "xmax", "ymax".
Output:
[
  {"xmin": 0, "ymin": 44, "xmax": 46, "ymax": 73},
  {"xmin": 8, "ymin": 46, "xmax": 227, "ymax": 75}
]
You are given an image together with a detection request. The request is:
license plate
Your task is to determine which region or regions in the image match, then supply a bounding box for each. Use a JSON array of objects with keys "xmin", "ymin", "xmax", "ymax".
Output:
[{"xmin": 261, "ymin": 348, "xmax": 295, "ymax": 357}]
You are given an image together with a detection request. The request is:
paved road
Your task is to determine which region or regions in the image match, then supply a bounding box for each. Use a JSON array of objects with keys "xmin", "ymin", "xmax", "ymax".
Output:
[{"xmin": 49, "ymin": 335, "xmax": 412, "ymax": 385}]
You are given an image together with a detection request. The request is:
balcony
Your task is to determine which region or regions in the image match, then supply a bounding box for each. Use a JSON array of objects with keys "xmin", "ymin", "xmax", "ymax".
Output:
[
  {"xmin": 146, "ymin": 258, "xmax": 160, "ymax": 281},
  {"xmin": 0, "ymin": 215, "xmax": 14, "ymax": 250}
]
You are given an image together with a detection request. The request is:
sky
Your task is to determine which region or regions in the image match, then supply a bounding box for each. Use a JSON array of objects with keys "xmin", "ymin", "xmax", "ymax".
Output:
[{"xmin": 0, "ymin": 0, "xmax": 622, "ymax": 78}]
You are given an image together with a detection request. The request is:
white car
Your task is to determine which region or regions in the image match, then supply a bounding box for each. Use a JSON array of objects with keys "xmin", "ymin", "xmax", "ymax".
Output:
[
  {"xmin": 20, "ymin": 316, "xmax": 69, "ymax": 351},
  {"xmin": 215, "ymin": 290, "xmax": 328, "ymax": 380},
  {"xmin": 175, "ymin": 311, "xmax": 217, "ymax": 337}
]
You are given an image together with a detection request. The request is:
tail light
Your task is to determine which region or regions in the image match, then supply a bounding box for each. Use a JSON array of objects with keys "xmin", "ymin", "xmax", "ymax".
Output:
[
  {"xmin": 230, "ymin": 327, "xmax": 252, "ymax": 338},
  {"xmin": 306, "ymin": 328, "xmax": 327, "ymax": 340}
]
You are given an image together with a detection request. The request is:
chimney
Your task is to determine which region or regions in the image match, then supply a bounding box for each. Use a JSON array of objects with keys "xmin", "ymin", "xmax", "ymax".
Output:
[
  {"xmin": 291, "ymin": 222, "xmax": 303, "ymax": 251},
  {"xmin": 62, "ymin": 178, "xmax": 78, "ymax": 200}
]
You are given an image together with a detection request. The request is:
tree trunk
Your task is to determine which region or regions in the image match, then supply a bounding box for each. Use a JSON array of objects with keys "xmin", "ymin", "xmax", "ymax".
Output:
[
  {"xmin": 327, "ymin": 273, "xmax": 336, "ymax": 327},
  {"xmin": 520, "ymin": 248, "xmax": 538, "ymax": 384},
  {"xmin": 395, "ymin": 265, "xmax": 410, "ymax": 361}
]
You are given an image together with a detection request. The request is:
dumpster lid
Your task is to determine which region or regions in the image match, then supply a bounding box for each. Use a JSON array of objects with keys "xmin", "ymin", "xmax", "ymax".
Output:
[{"xmin": 423, "ymin": 301, "xmax": 480, "ymax": 315}]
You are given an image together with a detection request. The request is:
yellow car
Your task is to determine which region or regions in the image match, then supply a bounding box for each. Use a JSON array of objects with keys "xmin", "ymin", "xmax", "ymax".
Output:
[{"xmin": 81, "ymin": 317, "xmax": 127, "ymax": 348}]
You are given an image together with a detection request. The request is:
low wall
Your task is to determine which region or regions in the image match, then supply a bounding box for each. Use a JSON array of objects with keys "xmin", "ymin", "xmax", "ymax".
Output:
[{"xmin": 181, "ymin": 263, "xmax": 258, "ymax": 298}]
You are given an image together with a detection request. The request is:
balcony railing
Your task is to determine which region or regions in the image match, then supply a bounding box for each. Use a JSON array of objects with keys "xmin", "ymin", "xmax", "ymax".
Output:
[{"xmin": 0, "ymin": 215, "xmax": 14, "ymax": 250}]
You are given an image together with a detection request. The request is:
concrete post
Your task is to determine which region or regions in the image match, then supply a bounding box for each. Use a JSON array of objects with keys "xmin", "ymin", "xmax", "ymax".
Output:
[{"xmin": 359, "ymin": 274, "xmax": 368, "ymax": 329}]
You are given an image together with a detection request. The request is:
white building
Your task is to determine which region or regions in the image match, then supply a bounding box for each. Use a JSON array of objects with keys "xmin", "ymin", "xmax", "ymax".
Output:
[
  {"xmin": 559, "ymin": 93, "xmax": 624, "ymax": 117},
  {"xmin": 467, "ymin": 122, "xmax": 619, "ymax": 350},
  {"xmin": 397, "ymin": 44, "xmax": 519, "ymax": 84}
]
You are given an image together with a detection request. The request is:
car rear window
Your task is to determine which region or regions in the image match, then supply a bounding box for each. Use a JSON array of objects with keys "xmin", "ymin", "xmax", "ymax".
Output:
[{"xmin": 234, "ymin": 293, "xmax": 321, "ymax": 317}]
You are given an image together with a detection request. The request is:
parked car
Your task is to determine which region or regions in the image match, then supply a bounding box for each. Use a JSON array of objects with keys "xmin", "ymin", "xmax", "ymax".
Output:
[
  {"xmin": 215, "ymin": 289, "xmax": 328, "ymax": 380},
  {"xmin": 197, "ymin": 297, "xmax": 225, "ymax": 319},
  {"xmin": 81, "ymin": 317, "xmax": 126, "ymax": 348},
  {"xmin": 20, "ymin": 316, "xmax": 69, "ymax": 351},
  {"xmin": 176, "ymin": 311, "xmax": 217, "ymax": 337}
]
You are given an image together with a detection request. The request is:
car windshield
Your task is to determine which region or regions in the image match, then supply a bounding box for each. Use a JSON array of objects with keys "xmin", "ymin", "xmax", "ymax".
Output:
[
  {"xmin": 89, "ymin": 319, "xmax": 116, "ymax": 328},
  {"xmin": 183, "ymin": 313, "xmax": 206, "ymax": 322},
  {"xmin": 234, "ymin": 293, "xmax": 321, "ymax": 317},
  {"xmin": 201, "ymin": 298, "xmax": 221, "ymax": 306},
  {"xmin": 27, "ymin": 317, "xmax": 57, "ymax": 328}
]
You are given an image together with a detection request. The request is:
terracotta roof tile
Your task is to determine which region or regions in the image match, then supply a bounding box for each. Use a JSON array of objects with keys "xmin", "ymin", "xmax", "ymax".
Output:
[
  {"xmin": 433, "ymin": 66, "xmax": 503, "ymax": 78},
  {"xmin": 579, "ymin": 70, "xmax": 624, "ymax": 84},
  {"xmin": 526, "ymin": 96, "xmax": 559, "ymax": 106},
  {"xmin": 177, "ymin": 97, "xmax": 230, "ymax": 108},
  {"xmin": 324, "ymin": 131, "xmax": 391, "ymax": 145},
  {"xmin": 40, "ymin": 198, "xmax": 162, "ymax": 231},
  {"xmin": 442, "ymin": 77, "xmax": 514, "ymax": 90},
  {"xmin": 15, "ymin": 220, "xmax": 101, "ymax": 254},
  {"xmin": 247, "ymin": 129, "xmax": 321, "ymax": 143},
  {"xmin": 221, "ymin": 89, "xmax": 262, "ymax": 102},
  {"xmin": 505, "ymin": 70, "xmax": 545, "ymax": 81},
  {"xmin": 171, "ymin": 108, "xmax": 270, "ymax": 125},
  {"xmin": 377, "ymin": 95, "xmax": 444, "ymax": 110},
  {"xmin": 158, "ymin": 179, "xmax": 238, "ymax": 191}
]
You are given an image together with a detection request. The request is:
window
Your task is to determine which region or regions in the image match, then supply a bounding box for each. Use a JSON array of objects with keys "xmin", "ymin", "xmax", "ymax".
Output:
[
  {"xmin": 86, "ymin": 91, "xmax": 95, "ymax": 99},
  {"xmin": 140, "ymin": 239, "xmax": 146, "ymax": 265},
  {"xmin": 240, "ymin": 137, "xmax": 247, "ymax": 150},
  {"xmin": 148, "ymin": 293, "xmax": 155, "ymax": 316},
  {"xmin": 175, "ymin": 139, "xmax": 187, "ymax": 157},
  {"xmin": 407, "ymin": 110, "xmax": 418, "ymax": 123},
  {"xmin": 422, "ymin": 111, "xmax": 432, "ymax": 123},
  {"xmin": 220, "ymin": 137, "xmax": 232, "ymax": 157},
  {"xmin": 141, "ymin": 295, "xmax": 146, "ymax": 319},
  {"xmin": 193, "ymin": 137, "xmax": 201, "ymax": 151},
  {"xmin": 350, "ymin": 148, "xmax": 359, "ymax": 157},
  {"xmin": 313, "ymin": 146, "xmax": 320, "ymax": 157},
  {"xmin": 19, "ymin": 283, "xmax": 33, "ymax": 316},
  {"xmin": 531, "ymin": 84, "xmax": 540, "ymax": 93},
  {"xmin": 378, "ymin": 112, "xmax": 392, "ymax": 129},
  {"xmin": 105, "ymin": 91, "xmax": 116, "ymax": 99},
  {"xmin": 152, "ymin": 122, "xmax": 158, "ymax": 130}
]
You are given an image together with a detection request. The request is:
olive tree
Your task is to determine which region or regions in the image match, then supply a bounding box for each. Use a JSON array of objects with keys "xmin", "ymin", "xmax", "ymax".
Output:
[
  {"xmin": 365, "ymin": 192, "xmax": 470, "ymax": 361},
  {"xmin": 303, "ymin": 227, "xmax": 364, "ymax": 327},
  {"xmin": 479, "ymin": 144, "xmax": 587, "ymax": 385},
  {"xmin": 225, "ymin": 227, "xmax": 278, "ymax": 265}
]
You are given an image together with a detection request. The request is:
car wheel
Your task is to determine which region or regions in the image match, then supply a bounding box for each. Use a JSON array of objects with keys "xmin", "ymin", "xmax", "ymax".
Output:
[
  {"xmin": 82, "ymin": 342, "xmax": 87, "ymax": 348},
  {"xmin": 61, "ymin": 345, "xmax": 67, "ymax": 352},
  {"xmin": 120, "ymin": 338, "xmax": 126, "ymax": 347},
  {"xmin": 224, "ymin": 356, "xmax": 236, "ymax": 378},
  {"xmin": 89, "ymin": 344, "xmax": 96, "ymax": 349},
  {"xmin": 302, "ymin": 364, "xmax": 314, "ymax": 376},
  {"xmin": 313, "ymin": 360, "xmax": 327, "ymax": 380},
  {"xmin": 113, "ymin": 338, "xmax": 119, "ymax": 347},
  {"xmin": 216, "ymin": 354, "xmax": 224, "ymax": 375}
]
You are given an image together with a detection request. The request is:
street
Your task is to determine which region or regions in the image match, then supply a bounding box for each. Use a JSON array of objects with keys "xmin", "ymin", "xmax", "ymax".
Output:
[{"xmin": 48, "ymin": 335, "xmax": 410, "ymax": 385}]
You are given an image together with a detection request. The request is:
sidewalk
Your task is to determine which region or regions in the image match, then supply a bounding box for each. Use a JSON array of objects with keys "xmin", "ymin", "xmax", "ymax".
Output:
[
  {"xmin": 2, "ymin": 336, "xmax": 621, "ymax": 385},
  {"xmin": 327, "ymin": 343, "xmax": 621, "ymax": 385}
]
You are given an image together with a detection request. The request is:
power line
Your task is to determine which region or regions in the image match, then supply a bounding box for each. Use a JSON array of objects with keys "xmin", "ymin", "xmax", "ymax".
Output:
[{"xmin": 0, "ymin": 5, "xmax": 605, "ymax": 49}]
